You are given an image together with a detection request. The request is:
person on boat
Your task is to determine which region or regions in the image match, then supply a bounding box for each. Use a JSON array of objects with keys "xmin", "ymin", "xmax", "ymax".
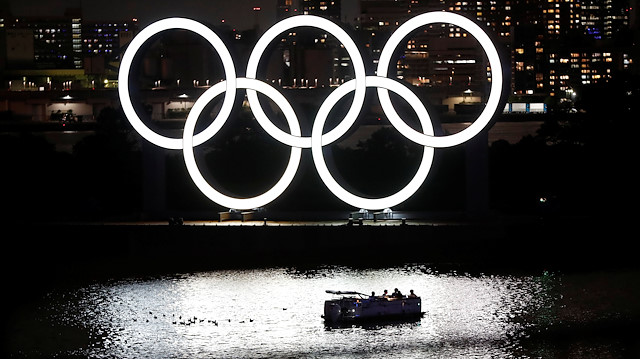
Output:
[
  {"xmin": 369, "ymin": 291, "xmax": 376, "ymax": 300},
  {"xmin": 408, "ymin": 289, "xmax": 417, "ymax": 298},
  {"xmin": 381, "ymin": 289, "xmax": 389, "ymax": 298},
  {"xmin": 392, "ymin": 288, "xmax": 403, "ymax": 298}
]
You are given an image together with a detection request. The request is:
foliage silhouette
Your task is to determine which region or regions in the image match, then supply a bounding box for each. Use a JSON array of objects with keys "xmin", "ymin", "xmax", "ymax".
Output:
[{"xmin": 71, "ymin": 107, "xmax": 142, "ymax": 219}]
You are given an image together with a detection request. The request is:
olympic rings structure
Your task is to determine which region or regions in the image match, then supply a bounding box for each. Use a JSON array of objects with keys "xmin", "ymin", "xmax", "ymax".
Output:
[{"xmin": 118, "ymin": 12, "xmax": 504, "ymax": 211}]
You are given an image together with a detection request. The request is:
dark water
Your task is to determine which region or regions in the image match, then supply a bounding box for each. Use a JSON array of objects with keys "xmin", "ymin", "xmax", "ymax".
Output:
[{"xmin": 5, "ymin": 265, "xmax": 640, "ymax": 358}]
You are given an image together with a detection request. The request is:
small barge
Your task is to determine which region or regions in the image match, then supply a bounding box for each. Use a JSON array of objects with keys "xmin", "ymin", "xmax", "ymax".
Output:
[{"xmin": 323, "ymin": 290, "xmax": 423, "ymax": 324}]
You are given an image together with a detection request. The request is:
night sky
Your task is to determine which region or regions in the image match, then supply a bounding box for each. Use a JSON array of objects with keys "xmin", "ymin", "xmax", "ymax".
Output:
[{"xmin": 5, "ymin": 0, "xmax": 360, "ymax": 29}]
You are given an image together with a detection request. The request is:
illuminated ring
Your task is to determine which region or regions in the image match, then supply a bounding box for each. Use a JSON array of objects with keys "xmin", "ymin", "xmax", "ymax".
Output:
[
  {"xmin": 311, "ymin": 76, "xmax": 435, "ymax": 210},
  {"xmin": 183, "ymin": 78, "xmax": 302, "ymax": 210},
  {"xmin": 118, "ymin": 18, "xmax": 237, "ymax": 150},
  {"xmin": 246, "ymin": 15, "xmax": 367, "ymax": 148},
  {"xmin": 120, "ymin": 13, "xmax": 505, "ymax": 210},
  {"xmin": 377, "ymin": 12, "xmax": 503, "ymax": 148}
]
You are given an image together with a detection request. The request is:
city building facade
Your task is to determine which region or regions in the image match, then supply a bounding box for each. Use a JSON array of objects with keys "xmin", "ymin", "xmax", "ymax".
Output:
[{"xmin": 0, "ymin": 0, "xmax": 637, "ymax": 123}]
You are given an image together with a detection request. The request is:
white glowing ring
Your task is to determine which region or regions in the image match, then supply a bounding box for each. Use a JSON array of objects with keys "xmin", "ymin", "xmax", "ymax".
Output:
[
  {"xmin": 377, "ymin": 12, "xmax": 503, "ymax": 148},
  {"xmin": 246, "ymin": 15, "xmax": 367, "ymax": 148},
  {"xmin": 118, "ymin": 18, "xmax": 237, "ymax": 150},
  {"xmin": 121, "ymin": 13, "xmax": 505, "ymax": 210},
  {"xmin": 183, "ymin": 78, "xmax": 302, "ymax": 210},
  {"xmin": 311, "ymin": 76, "xmax": 435, "ymax": 210}
]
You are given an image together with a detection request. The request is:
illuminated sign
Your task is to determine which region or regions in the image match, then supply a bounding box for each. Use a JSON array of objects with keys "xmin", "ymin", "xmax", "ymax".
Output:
[{"xmin": 119, "ymin": 13, "xmax": 503, "ymax": 210}]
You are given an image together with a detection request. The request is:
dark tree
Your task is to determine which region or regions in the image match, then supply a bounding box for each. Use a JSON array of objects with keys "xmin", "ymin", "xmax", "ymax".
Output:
[{"xmin": 72, "ymin": 107, "xmax": 142, "ymax": 219}]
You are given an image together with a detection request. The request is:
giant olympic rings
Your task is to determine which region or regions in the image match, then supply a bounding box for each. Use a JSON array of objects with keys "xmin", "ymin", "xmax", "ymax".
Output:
[{"xmin": 118, "ymin": 12, "xmax": 504, "ymax": 210}]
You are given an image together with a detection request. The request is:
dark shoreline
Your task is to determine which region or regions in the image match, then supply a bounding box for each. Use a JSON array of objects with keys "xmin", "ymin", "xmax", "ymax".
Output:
[{"xmin": 5, "ymin": 214, "xmax": 634, "ymax": 290}]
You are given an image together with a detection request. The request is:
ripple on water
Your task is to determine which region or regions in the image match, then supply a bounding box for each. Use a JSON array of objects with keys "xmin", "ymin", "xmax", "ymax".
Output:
[{"xmin": 27, "ymin": 265, "xmax": 619, "ymax": 358}]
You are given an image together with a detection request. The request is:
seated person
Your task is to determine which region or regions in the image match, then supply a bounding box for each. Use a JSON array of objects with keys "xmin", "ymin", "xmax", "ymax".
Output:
[{"xmin": 392, "ymin": 288, "xmax": 403, "ymax": 298}]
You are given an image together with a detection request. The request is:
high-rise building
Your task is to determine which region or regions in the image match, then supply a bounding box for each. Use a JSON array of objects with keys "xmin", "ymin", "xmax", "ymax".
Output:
[
  {"xmin": 277, "ymin": 0, "xmax": 296, "ymax": 19},
  {"xmin": 1, "ymin": 8, "xmax": 139, "ymax": 71},
  {"xmin": 357, "ymin": 0, "xmax": 491, "ymax": 110},
  {"xmin": 542, "ymin": 0, "xmax": 581, "ymax": 39},
  {"xmin": 302, "ymin": 0, "xmax": 342, "ymax": 21},
  {"xmin": 581, "ymin": 0, "xmax": 630, "ymax": 39},
  {"xmin": 82, "ymin": 20, "xmax": 136, "ymax": 61},
  {"xmin": 3, "ymin": 8, "xmax": 82, "ymax": 69},
  {"xmin": 358, "ymin": 0, "xmax": 411, "ymax": 73},
  {"xmin": 357, "ymin": 0, "xmax": 635, "ymax": 101},
  {"xmin": 266, "ymin": 0, "xmax": 348, "ymax": 88},
  {"xmin": 0, "ymin": 0, "xmax": 634, "ymax": 102}
]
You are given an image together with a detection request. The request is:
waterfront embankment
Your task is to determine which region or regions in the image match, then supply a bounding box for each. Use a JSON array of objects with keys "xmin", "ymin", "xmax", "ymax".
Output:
[{"xmin": 5, "ymin": 214, "xmax": 633, "ymax": 293}]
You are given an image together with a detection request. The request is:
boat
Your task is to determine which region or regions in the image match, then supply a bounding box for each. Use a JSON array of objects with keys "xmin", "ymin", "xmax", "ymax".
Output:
[{"xmin": 323, "ymin": 290, "xmax": 423, "ymax": 324}]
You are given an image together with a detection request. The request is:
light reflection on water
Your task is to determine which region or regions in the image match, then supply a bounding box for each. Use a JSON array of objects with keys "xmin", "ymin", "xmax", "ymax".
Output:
[{"xmin": 36, "ymin": 265, "xmax": 563, "ymax": 358}]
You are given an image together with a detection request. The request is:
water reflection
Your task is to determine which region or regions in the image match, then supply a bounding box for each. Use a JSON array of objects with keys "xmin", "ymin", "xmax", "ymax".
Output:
[{"xmin": 29, "ymin": 265, "xmax": 568, "ymax": 358}]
